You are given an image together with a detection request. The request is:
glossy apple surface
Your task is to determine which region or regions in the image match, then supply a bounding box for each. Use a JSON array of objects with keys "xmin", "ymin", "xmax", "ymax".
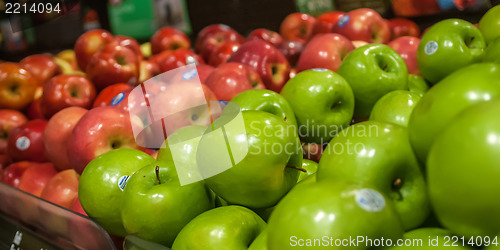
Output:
[
  {"xmin": 417, "ymin": 19, "xmax": 485, "ymax": 84},
  {"xmin": 19, "ymin": 54, "xmax": 60, "ymax": 85},
  {"xmin": 44, "ymin": 107, "xmax": 87, "ymax": 171},
  {"xmin": 267, "ymin": 181, "xmax": 404, "ymax": 249},
  {"xmin": 478, "ymin": 5, "xmax": 500, "ymax": 44},
  {"xmin": 407, "ymin": 74, "xmax": 429, "ymax": 97},
  {"xmin": 153, "ymin": 49, "xmax": 204, "ymax": 73},
  {"xmin": 281, "ymin": 69, "xmax": 354, "ymax": 144},
  {"xmin": 228, "ymin": 40, "xmax": 290, "ymax": 92},
  {"xmin": 115, "ymin": 35, "xmax": 143, "ymax": 61},
  {"xmin": 247, "ymin": 28, "xmax": 283, "ymax": 47},
  {"xmin": 369, "ymin": 90, "xmax": 421, "ymax": 128},
  {"xmin": 312, "ymin": 11, "xmax": 344, "ymax": 35},
  {"xmin": 388, "ymin": 18, "xmax": 421, "ymax": 39},
  {"xmin": 172, "ymin": 206, "xmax": 266, "ymax": 250},
  {"xmin": 208, "ymin": 41, "xmax": 240, "ymax": 67},
  {"xmin": 204, "ymin": 62, "xmax": 264, "ymax": 101},
  {"xmin": 276, "ymin": 40, "xmax": 305, "ymax": 67},
  {"xmin": 18, "ymin": 162, "xmax": 58, "ymax": 197},
  {"xmin": 150, "ymin": 27, "xmax": 191, "ymax": 54},
  {"xmin": 428, "ymin": 100, "xmax": 500, "ymax": 238},
  {"xmin": 121, "ymin": 161, "xmax": 213, "ymax": 247},
  {"xmin": 408, "ymin": 63, "xmax": 500, "ymax": 163},
  {"xmin": 0, "ymin": 63, "xmax": 38, "ymax": 110},
  {"xmin": 296, "ymin": 33, "xmax": 354, "ymax": 73},
  {"xmin": 318, "ymin": 121, "xmax": 428, "ymax": 230},
  {"xmin": 332, "ymin": 8, "xmax": 391, "ymax": 44},
  {"xmin": 92, "ymin": 83, "xmax": 132, "ymax": 108},
  {"xmin": 40, "ymin": 74, "xmax": 96, "ymax": 118},
  {"xmin": 0, "ymin": 109, "xmax": 27, "ymax": 154},
  {"xmin": 337, "ymin": 44, "xmax": 408, "ymax": 121},
  {"xmin": 78, "ymin": 148, "xmax": 156, "ymax": 236},
  {"xmin": 2, "ymin": 161, "xmax": 31, "ymax": 187},
  {"xmin": 7, "ymin": 119, "xmax": 48, "ymax": 162},
  {"xmin": 74, "ymin": 29, "xmax": 114, "ymax": 71},
  {"xmin": 195, "ymin": 24, "xmax": 236, "ymax": 52},
  {"xmin": 279, "ymin": 13, "xmax": 316, "ymax": 43},
  {"xmin": 199, "ymin": 30, "xmax": 244, "ymax": 62},
  {"xmin": 484, "ymin": 37, "xmax": 500, "ymax": 64},
  {"xmin": 67, "ymin": 106, "xmax": 144, "ymax": 174},
  {"xmin": 388, "ymin": 36, "xmax": 421, "ymax": 75}
]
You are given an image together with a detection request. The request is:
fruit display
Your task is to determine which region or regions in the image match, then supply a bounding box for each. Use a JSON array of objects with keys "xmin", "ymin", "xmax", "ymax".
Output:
[{"xmin": 1, "ymin": 4, "xmax": 500, "ymax": 250}]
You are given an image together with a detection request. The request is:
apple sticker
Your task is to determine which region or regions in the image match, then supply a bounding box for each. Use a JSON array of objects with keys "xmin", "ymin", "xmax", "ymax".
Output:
[
  {"xmin": 338, "ymin": 15, "xmax": 350, "ymax": 27},
  {"xmin": 111, "ymin": 92, "xmax": 125, "ymax": 106},
  {"xmin": 118, "ymin": 175, "xmax": 130, "ymax": 191},
  {"xmin": 182, "ymin": 68, "xmax": 198, "ymax": 80},
  {"xmin": 424, "ymin": 41, "xmax": 439, "ymax": 55},
  {"xmin": 355, "ymin": 188, "xmax": 386, "ymax": 212},
  {"xmin": 15, "ymin": 136, "xmax": 30, "ymax": 151}
]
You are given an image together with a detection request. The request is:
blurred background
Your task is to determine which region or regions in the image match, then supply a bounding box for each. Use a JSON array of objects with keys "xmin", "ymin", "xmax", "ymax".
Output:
[{"xmin": 0, "ymin": 0, "xmax": 499, "ymax": 61}]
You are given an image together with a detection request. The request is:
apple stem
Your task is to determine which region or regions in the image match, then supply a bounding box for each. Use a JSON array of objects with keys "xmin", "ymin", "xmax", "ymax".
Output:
[
  {"xmin": 155, "ymin": 165, "xmax": 161, "ymax": 184},
  {"xmin": 286, "ymin": 165, "xmax": 307, "ymax": 173}
]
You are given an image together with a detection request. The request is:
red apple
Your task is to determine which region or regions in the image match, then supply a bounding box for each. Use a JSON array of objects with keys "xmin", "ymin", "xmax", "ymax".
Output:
[
  {"xmin": 388, "ymin": 36, "xmax": 421, "ymax": 75},
  {"xmin": 388, "ymin": 18, "xmax": 421, "ymax": 39},
  {"xmin": 18, "ymin": 162, "xmax": 58, "ymax": 197},
  {"xmin": 208, "ymin": 41, "xmax": 241, "ymax": 67},
  {"xmin": 69, "ymin": 195, "xmax": 87, "ymax": 216},
  {"xmin": 196, "ymin": 64, "xmax": 215, "ymax": 84},
  {"xmin": 40, "ymin": 169, "xmax": 80, "ymax": 208},
  {"xmin": 0, "ymin": 154, "xmax": 12, "ymax": 181},
  {"xmin": 152, "ymin": 49, "xmax": 204, "ymax": 73},
  {"xmin": 279, "ymin": 13, "xmax": 316, "ymax": 43},
  {"xmin": 44, "ymin": 107, "xmax": 87, "ymax": 171},
  {"xmin": 332, "ymin": 8, "xmax": 391, "ymax": 44},
  {"xmin": 115, "ymin": 35, "xmax": 143, "ymax": 61},
  {"xmin": 74, "ymin": 29, "xmax": 115, "ymax": 71},
  {"xmin": 312, "ymin": 11, "xmax": 344, "ymax": 35},
  {"xmin": 276, "ymin": 40, "xmax": 305, "ymax": 67},
  {"xmin": 138, "ymin": 60, "xmax": 160, "ymax": 84},
  {"xmin": 2, "ymin": 161, "xmax": 31, "ymax": 187},
  {"xmin": 247, "ymin": 28, "xmax": 284, "ymax": 47},
  {"xmin": 56, "ymin": 49, "xmax": 78, "ymax": 71},
  {"xmin": 26, "ymin": 98, "xmax": 44, "ymax": 120},
  {"xmin": 0, "ymin": 109, "xmax": 28, "ymax": 154},
  {"xmin": 199, "ymin": 30, "xmax": 245, "ymax": 62},
  {"xmin": 7, "ymin": 119, "xmax": 48, "ymax": 162},
  {"xmin": 296, "ymin": 33, "xmax": 355, "ymax": 72},
  {"xmin": 195, "ymin": 24, "xmax": 236, "ymax": 52},
  {"xmin": 86, "ymin": 43, "xmax": 140, "ymax": 90},
  {"xmin": 302, "ymin": 142, "xmax": 324, "ymax": 163},
  {"xmin": 19, "ymin": 54, "xmax": 61, "ymax": 85},
  {"xmin": 205, "ymin": 62, "xmax": 265, "ymax": 101},
  {"xmin": 150, "ymin": 27, "xmax": 191, "ymax": 55},
  {"xmin": 67, "ymin": 106, "xmax": 143, "ymax": 174},
  {"xmin": 0, "ymin": 63, "xmax": 38, "ymax": 110},
  {"xmin": 93, "ymin": 83, "xmax": 133, "ymax": 108},
  {"xmin": 40, "ymin": 75, "xmax": 96, "ymax": 118},
  {"xmin": 228, "ymin": 40, "xmax": 290, "ymax": 92}
]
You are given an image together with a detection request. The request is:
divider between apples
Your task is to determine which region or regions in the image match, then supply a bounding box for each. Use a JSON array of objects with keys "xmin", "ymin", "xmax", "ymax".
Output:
[{"xmin": 1, "ymin": 5, "xmax": 500, "ymax": 249}]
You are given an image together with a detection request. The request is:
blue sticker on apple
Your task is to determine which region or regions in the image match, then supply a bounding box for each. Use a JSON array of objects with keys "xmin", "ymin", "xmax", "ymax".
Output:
[
  {"xmin": 111, "ymin": 92, "xmax": 125, "ymax": 106},
  {"xmin": 338, "ymin": 15, "xmax": 350, "ymax": 27},
  {"xmin": 118, "ymin": 175, "xmax": 130, "ymax": 191},
  {"xmin": 312, "ymin": 68, "xmax": 328, "ymax": 72},
  {"xmin": 424, "ymin": 41, "xmax": 438, "ymax": 55},
  {"xmin": 219, "ymin": 100, "xmax": 229, "ymax": 110},
  {"xmin": 182, "ymin": 69, "xmax": 198, "ymax": 80}
]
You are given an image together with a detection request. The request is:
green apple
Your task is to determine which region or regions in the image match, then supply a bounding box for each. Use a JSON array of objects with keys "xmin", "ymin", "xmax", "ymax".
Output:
[
  {"xmin": 479, "ymin": 5, "xmax": 500, "ymax": 44},
  {"xmin": 267, "ymin": 181, "xmax": 404, "ymax": 250},
  {"xmin": 249, "ymin": 228, "xmax": 268, "ymax": 250},
  {"xmin": 408, "ymin": 62, "xmax": 500, "ymax": 163},
  {"xmin": 231, "ymin": 89, "xmax": 297, "ymax": 127},
  {"xmin": 121, "ymin": 161, "xmax": 213, "ymax": 247},
  {"xmin": 484, "ymin": 37, "xmax": 500, "ymax": 64},
  {"xmin": 369, "ymin": 90, "xmax": 421, "ymax": 128},
  {"xmin": 171, "ymin": 205, "xmax": 266, "ymax": 250},
  {"xmin": 386, "ymin": 228, "xmax": 470, "ymax": 249},
  {"xmin": 317, "ymin": 121, "xmax": 429, "ymax": 230},
  {"xmin": 417, "ymin": 19, "xmax": 485, "ymax": 84},
  {"xmin": 427, "ymin": 100, "xmax": 500, "ymax": 238},
  {"xmin": 337, "ymin": 44, "xmax": 408, "ymax": 121},
  {"xmin": 297, "ymin": 159, "xmax": 318, "ymax": 182},
  {"xmin": 198, "ymin": 110, "xmax": 303, "ymax": 209},
  {"xmin": 408, "ymin": 74, "xmax": 429, "ymax": 97},
  {"xmin": 78, "ymin": 148, "xmax": 156, "ymax": 236},
  {"xmin": 280, "ymin": 68, "xmax": 354, "ymax": 143}
]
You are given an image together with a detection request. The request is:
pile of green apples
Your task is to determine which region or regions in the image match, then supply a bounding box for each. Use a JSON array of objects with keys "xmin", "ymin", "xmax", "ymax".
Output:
[{"xmin": 78, "ymin": 6, "xmax": 500, "ymax": 250}]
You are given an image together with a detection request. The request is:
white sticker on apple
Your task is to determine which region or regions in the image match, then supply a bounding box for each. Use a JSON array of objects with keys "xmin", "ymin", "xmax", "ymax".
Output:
[
  {"xmin": 425, "ymin": 41, "xmax": 438, "ymax": 55},
  {"xmin": 355, "ymin": 188, "xmax": 386, "ymax": 212},
  {"xmin": 15, "ymin": 136, "xmax": 30, "ymax": 151},
  {"xmin": 338, "ymin": 15, "xmax": 350, "ymax": 27},
  {"xmin": 111, "ymin": 92, "xmax": 125, "ymax": 106},
  {"xmin": 312, "ymin": 68, "xmax": 328, "ymax": 72},
  {"xmin": 118, "ymin": 175, "xmax": 130, "ymax": 191}
]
